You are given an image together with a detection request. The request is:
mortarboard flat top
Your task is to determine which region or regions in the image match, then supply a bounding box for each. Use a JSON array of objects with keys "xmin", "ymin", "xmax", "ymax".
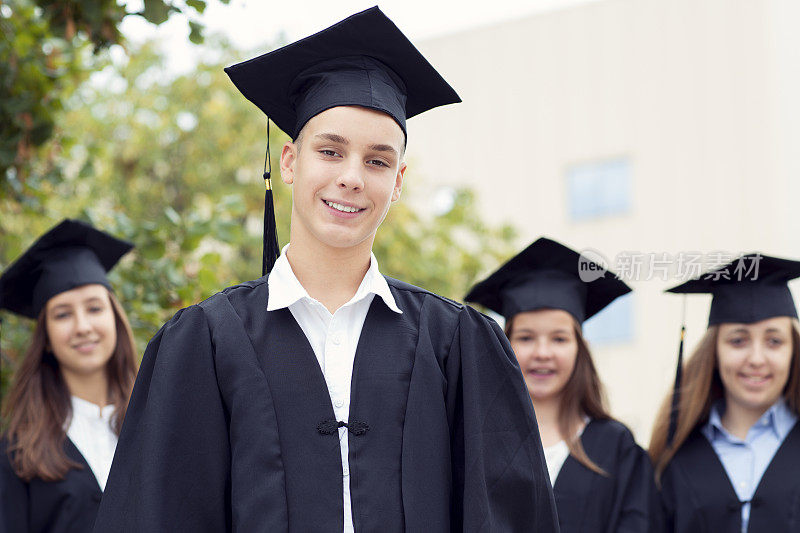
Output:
[
  {"xmin": 224, "ymin": 6, "xmax": 461, "ymax": 139},
  {"xmin": 0, "ymin": 219, "xmax": 133, "ymax": 319},
  {"xmin": 465, "ymin": 237, "xmax": 631, "ymax": 324},
  {"xmin": 667, "ymin": 253, "xmax": 800, "ymax": 325}
]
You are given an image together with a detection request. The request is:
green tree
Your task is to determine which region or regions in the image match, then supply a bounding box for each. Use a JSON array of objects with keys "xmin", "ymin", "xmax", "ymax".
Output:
[{"xmin": 1, "ymin": 0, "xmax": 225, "ymax": 193}]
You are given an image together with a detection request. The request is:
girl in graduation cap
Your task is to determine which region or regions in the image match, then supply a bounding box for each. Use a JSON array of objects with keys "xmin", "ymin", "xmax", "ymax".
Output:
[
  {"xmin": 466, "ymin": 237, "xmax": 663, "ymax": 532},
  {"xmin": 0, "ymin": 219, "xmax": 138, "ymax": 533},
  {"xmin": 650, "ymin": 254, "xmax": 800, "ymax": 533}
]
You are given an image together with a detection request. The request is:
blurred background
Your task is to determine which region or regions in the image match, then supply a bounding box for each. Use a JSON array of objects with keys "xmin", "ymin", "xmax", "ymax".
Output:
[{"xmin": 2, "ymin": 0, "xmax": 799, "ymax": 443}]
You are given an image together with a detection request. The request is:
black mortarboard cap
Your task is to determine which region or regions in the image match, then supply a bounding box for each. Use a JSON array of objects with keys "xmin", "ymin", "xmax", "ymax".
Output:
[
  {"xmin": 224, "ymin": 6, "xmax": 461, "ymax": 140},
  {"xmin": 465, "ymin": 237, "xmax": 631, "ymax": 324},
  {"xmin": 0, "ymin": 219, "xmax": 133, "ymax": 319},
  {"xmin": 667, "ymin": 254, "xmax": 800, "ymax": 325},
  {"xmin": 224, "ymin": 6, "xmax": 461, "ymax": 276}
]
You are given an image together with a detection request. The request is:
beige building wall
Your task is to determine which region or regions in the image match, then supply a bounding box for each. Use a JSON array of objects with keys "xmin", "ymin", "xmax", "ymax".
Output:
[{"xmin": 404, "ymin": 0, "xmax": 800, "ymax": 443}]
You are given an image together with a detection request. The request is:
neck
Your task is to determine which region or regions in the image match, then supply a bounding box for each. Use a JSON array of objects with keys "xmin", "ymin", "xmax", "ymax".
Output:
[
  {"xmin": 721, "ymin": 396, "xmax": 774, "ymax": 440},
  {"xmin": 62, "ymin": 369, "xmax": 110, "ymax": 408},
  {"xmin": 532, "ymin": 395, "xmax": 565, "ymax": 446},
  {"xmin": 285, "ymin": 237, "xmax": 373, "ymax": 314}
]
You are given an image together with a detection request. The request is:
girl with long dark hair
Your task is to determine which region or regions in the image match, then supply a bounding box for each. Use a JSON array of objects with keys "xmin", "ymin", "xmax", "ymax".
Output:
[
  {"xmin": 0, "ymin": 219, "xmax": 138, "ymax": 533},
  {"xmin": 466, "ymin": 237, "xmax": 662, "ymax": 532}
]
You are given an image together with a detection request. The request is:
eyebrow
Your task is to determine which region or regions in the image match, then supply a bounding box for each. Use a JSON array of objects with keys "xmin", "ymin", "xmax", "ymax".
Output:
[
  {"xmin": 369, "ymin": 143, "xmax": 398, "ymax": 156},
  {"xmin": 315, "ymin": 132, "xmax": 349, "ymax": 145},
  {"xmin": 512, "ymin": 328, "xmax": 571, "ymax": 335},
  {"xmin": 314, "ymin": 133, "xmax": 398, "ymax": 156},
  {"xmin": 49, "ymin": 297, "xmax": 104, "ymax": 311}
]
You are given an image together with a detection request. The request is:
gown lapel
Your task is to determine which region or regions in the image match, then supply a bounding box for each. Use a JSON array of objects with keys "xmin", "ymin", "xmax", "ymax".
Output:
[
  {"xmin": 251, "ymin": 306, "xmax": 344, "ymax": 531},
  {"xmin": 348, "ymin": 297, "xmax": 416, "ymax": 532},
  {"xmin": 64, "ymin": 437, "xmax": 102, "ymax": 494}
]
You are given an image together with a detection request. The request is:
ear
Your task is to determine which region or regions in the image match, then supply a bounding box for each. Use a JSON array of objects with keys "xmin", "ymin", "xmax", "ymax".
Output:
[
  {"xmin": 391, "ymin": 161, "xmax": 407, "ymax": 202},
  {"xmin": 280, "ymin": 141, "xmax": 298, "ymax": 185}
]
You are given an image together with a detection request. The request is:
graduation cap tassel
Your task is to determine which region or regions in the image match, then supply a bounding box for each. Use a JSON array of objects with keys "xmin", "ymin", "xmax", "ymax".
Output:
[
  {"xmin": 262, "ymin": 119, "xmax": 280, "ymax": 277},
  {"xmin": 666, "ymin": 295, "xmax": 687, "ymax": 447}
]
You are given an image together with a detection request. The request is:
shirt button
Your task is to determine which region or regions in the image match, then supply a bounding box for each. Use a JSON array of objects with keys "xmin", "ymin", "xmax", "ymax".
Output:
[
  {"xmin": 739, "ymin": 482, "xmax": 747, "ymax": 489},
  {"xmin": 343, "ymin": 467, "xmax": 349, "ymax": 476},
  {"xmin": 334, "ymin": 399, "xmax": 344, "ymax": 408},
  {"xmin": 332, "ymin": 334, "xmax": 341, "ymax": 345}
]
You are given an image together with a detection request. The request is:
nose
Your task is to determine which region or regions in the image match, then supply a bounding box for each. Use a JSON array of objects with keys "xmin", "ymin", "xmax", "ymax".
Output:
[
  {"xmin": 747, "ymin": 342, "xmax": 768, "ymax": 366},
  {"xmin": 532, "ymin": 340, "xmax": 554, "ymax": 360},
  {"xmin": 74, "ymin": 310, "xmax": 93, "ymax": 336},
  {"xmin": 336, "ymin": 159, "xmax": 365, "ymax": 191}
]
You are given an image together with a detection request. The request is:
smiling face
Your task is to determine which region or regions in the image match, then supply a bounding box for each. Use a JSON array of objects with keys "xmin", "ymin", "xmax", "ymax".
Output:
[
  {"xmin": 508, "ymin": 308, "xmax": 579, "ymax": 403},
  {"xmin": 45, "ymin": 284, "xmax": 117, "ymax": 384},
  {"xmin": 716, "ymin": 316, "xmax": 794, "ymax": 414},
  {"xmin": 280, "ymin": 105, "xmax": 407, "ymax": 254}
]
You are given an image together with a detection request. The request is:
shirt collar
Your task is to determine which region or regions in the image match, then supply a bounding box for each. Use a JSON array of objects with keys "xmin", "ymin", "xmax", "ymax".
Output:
[
  {"xmin": 267, "ymin": 244, "xmax": 402, "ymax": 314},
  {"xmin": 71, "ymin": 396, "xmax": 115, "ymax": 421},
  {"xmin": 764, "ymin": 398, "xmax": 798, "ymax": 440},
  {"xmin": 707, "ymin": 398, "xmax": 798, "ymax": 442}
]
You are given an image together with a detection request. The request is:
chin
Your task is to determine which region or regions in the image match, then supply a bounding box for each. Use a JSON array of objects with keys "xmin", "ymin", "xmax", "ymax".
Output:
[
  {"xmin": 316, "ymin": 228, "xmax": 375, "ymax": 249},
  {"xmin": 735, "ymin": 391, "xmax": 781, "ymax": 411}
]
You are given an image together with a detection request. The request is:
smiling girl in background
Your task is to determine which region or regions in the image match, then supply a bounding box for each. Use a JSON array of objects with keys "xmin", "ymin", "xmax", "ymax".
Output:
[
  {"xmin": 651, "ymin": 255, "xmax": 800, "ymax": 533},
  {"xmin": 0, "ymin": 219, "xmax": 138, "ymax": 533},
  {"xmin": 466, "ymin": 237, "xmax": 663, "ymax": 533}
]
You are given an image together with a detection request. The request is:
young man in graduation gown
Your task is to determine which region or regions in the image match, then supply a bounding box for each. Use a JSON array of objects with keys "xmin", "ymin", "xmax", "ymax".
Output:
[{"xmin": 94, "ymin": 7, "xmax": 559, "ymax": 532}]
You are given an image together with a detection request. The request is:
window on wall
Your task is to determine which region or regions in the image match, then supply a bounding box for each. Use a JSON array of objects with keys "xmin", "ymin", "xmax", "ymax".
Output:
[
  {"xmin": 567, "ymin": 158, "xmax": 632, "ymax": 221},
  {"xmin": 583, "ymin": 293, "xmax": 634, "ymax": 345}
]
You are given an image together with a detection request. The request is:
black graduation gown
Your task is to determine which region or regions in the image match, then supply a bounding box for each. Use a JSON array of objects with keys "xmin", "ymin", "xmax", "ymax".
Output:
[
  {"xmin": 659, "ymin": 423, "xmax": 800, "ymax": 533},
  {"xmin": 1, "ymin": 437, "xmax": 103, "ymax": 533},
  {"xmin": 93, "ymin": 276, "xmax": 559, "ymax": 532},
  {"xmin": 551, "ymin": 419, "xmax": 662, "ymax": 533}
]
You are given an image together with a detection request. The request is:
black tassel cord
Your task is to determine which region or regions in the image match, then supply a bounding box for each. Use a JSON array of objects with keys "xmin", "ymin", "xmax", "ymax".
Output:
[
  {"xmin": 262, "ymin": 119, "xmax": 280, "ymax": 276},
  {"xmin": 666, "ymin": 297, "xmax": 687, "ymax": 447}
]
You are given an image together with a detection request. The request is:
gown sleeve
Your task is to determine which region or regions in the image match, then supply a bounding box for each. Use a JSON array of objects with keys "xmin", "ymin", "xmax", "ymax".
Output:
[
  {"xmin": 658, "ymin": 462, "xmax": 678, "ymax": 533},
  {"xmin": 93, "ymin": 305, "xmax": 231, "ymax": 533},
  {"xmin": 447, "ymin": 305, "xmax": 560, "ymax": 532},
  {"xmin": 609, "ymin": 436, "xmax": 664, "ymax": 533},
  {"xmin": 1, "ymin": 439, "xmax": 29, "ymax": 533}
]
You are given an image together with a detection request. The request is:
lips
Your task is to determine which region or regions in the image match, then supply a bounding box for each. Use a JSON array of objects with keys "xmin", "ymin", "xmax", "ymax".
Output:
[
  {"xmin": 323, "ymin": 199, "xmax": 364, "ymax": 213},
  {"xmin": 527, "ymin": 368, "xmax": 556, "ymax": 377},
  {"xmin": 72, "ymin": 340, "xmax": 99, "ymax": 354},
  {"xmin": 738, "ymin": 373, "xmax": 772, "ymax": 387}
]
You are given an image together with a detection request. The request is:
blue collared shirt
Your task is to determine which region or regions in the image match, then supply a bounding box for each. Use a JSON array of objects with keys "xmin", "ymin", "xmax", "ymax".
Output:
[{"xmin": 701, "ymin": 398, "xmax": 798, "ymax": 533}]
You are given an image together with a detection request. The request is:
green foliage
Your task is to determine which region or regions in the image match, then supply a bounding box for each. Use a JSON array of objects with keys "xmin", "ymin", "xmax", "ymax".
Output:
[
  {"xmin": 1, "ymin": 0, "xmax": 221, "ymax": 192},
  {"xmin": 0, "ymin": 38, "xmax": 517, "ymax": 400}
]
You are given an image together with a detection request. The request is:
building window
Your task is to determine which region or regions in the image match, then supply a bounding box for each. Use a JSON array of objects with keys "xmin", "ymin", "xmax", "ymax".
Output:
[
  {"xmin": 567, "ymin": 158, "xmax": 632, "ymax": 221},
  {"xmin": 583, "ymin": 293, "xmax": 634, "ymax": 345}
]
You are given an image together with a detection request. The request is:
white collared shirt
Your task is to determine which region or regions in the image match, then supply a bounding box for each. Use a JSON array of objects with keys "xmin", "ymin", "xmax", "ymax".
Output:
[
  {"xmin": 66, "ymin": 396, "xmax": 118, "ymax": 491},
  {"xmin": 542, "ymin": 417, "xmax": 590, "ymax": 486},
  {"xmin": 543, "ymin": 439, "xmax": 570, "ymax": 485},
  {"xmin": 267, "ymin": 244, "xmax": 402, "ymax": 533}
]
